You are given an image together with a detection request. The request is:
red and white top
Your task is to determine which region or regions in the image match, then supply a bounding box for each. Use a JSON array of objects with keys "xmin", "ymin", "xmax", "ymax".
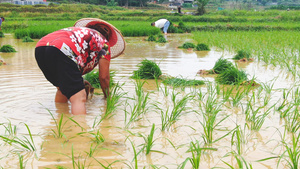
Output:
[{"xmin": 36, "ymin": 27, "xmax": 111, "ymax": 75}]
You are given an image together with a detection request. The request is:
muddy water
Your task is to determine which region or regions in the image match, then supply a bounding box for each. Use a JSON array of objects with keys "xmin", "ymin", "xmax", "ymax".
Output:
[{"xmin": 0, "ymin": 34, "xmax": 295, "ymax": 168}]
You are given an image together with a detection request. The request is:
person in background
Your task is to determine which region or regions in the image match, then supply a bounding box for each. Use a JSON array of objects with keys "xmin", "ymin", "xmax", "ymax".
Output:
[
  {"xmin": 0, "ymin": 17, "xmax": 5, "ymax": 31},
  {"xmin": 151, "ymin": 19, "xmax": 170, "ymax": 35},
  {"xmin": 177, "ymin": 5, "xmax": 182, "ymax": 14},
  {"xmin": 35, "ymin": 19, "xmax": 125, "ymax": 115}
]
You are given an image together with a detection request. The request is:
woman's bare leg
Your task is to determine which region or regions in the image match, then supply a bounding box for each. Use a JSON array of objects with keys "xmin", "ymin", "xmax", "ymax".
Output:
[
  {"xmin": 55, "ymin": 88, "xmax": 68, "ymax": 103},
  {"xmin": 69, "ymin": 89, "xmax": 87, "ymax": 115}
]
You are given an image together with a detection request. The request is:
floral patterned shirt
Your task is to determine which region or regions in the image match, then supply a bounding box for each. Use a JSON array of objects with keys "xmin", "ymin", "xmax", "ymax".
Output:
[{"xmin": 36, "ymin": 27, "xmax": 111, "ymax": 75}]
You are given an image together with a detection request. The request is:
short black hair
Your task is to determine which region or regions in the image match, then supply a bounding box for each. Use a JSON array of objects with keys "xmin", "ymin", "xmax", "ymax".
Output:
[{"xmin": 1, "ymin": 17, "xmax": 4, "ymax": 21}]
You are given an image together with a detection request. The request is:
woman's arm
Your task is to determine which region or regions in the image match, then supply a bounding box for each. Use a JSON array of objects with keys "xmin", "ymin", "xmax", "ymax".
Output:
[{"xmin": 98, "ymin": 58, "xmax": 110, "ymax": 98}]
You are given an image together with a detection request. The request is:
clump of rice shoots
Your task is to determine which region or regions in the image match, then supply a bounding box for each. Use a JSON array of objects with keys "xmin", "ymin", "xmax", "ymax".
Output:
[
  {"xmin": 84, "ymin": 71, "xmax": 115, "ymax": 88},
  {"xmin": 0, "ymin": 32, "xmax": 4, "ymax": 37},
  {"xmin": 179, "ymin": 42, "xmax": 195, "ymax": 49},
  {"xmin": 216, "ymin": 67, "xmax": 248, "ymax": 85},
  {"xmin": 213, "ymin": 58, "xmax": 235, "ymax": 74},
  {"xmin": 198, "ymin": 58, "xmax": 234, "ymax": 75},
  {"xmin": 233, "ymin": 50, "xmax": 251, "ymax": 60},
  {"xmin": 195, "ymin": 43, "xmax": 210, "ymax": 51},
  {"xmin": 147, "ymin": 35, "xmax": 156, "ymax": 41},
  {"xmin": 162, "ymin": 76, "xmax": 205, "ymax": 87},
  {"xmin": 0, "ymin": 45, "xmax": 16, "ymax": 53},
  {"xmin": 22, "ymin": 36, "xmax": 34, "ymax": 42},
  {"xmin": 132, "ymin": 59, "xmax": 162, "ymax": 79},
  {"xmin": 157, "ymin": 36, "xmax": 167, "ymax": 43}
]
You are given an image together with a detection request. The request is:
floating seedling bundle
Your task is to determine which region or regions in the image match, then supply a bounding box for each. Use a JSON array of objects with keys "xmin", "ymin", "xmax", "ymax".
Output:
[
  {"xmin": 0, "ymin": 45, "xmax": 16, "ymax": 53},
  {"xmin": 198, "ymin": 58, "xmax": 234, "ymax": 75},
  {"xmin": 132, "ymin": 59, "xmax": 162, "ymax": 79}
]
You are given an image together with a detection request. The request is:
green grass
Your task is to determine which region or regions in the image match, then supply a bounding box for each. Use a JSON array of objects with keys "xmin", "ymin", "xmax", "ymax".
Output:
[{"xmin": 132, "ymin": 59, "xmax": 162, "ymax": 79}]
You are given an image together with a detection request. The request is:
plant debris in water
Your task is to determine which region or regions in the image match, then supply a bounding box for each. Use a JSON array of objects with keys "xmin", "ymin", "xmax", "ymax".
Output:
[
  {"xmin": 132, "ymin": 59, "xmax": 162, "ymax": 79},
  {"xmin": 0, "ymin": 59, "xmax": 6, "ymax": 66},
  {"xmin": 233, "ymin": 50, "xmax": 252, "ymax": 61},
  {"xmin": 0, "ymin": 45, "xmax": 16, "ymax": 53},
  {"xmin": 195, "ymin": 43, "xmax": 210, "ymax": 51},
  {"xmin": 161, "ymin": 74, "xmax": 205, "ymax": 87},
  {"xmin": 22, "ymin": 36, "xmax": 34, "ymax": 42},
  {"xmin": 216, "ymin": 67, "xmax": 248, "ymax": 85}
]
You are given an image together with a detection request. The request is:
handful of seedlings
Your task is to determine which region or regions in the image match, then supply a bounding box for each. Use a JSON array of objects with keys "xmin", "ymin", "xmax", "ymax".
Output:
[
  {"xmin": 178, "ymin": 42, "xmax": 210, "ymax": 51},
  {"xmin": 132, "ymin": 59, "xmax": 205, "ymax": 87},
  {"xmin": 233, "ymin": 50, "xmax": 253, "ymax": 62},
  {"xmin": 0, "ymin": 45, "xmax": 16, "ymax": 53},
  {"xmin": 146, "ymin": 34, "xmax": 167, "ymax": 43}
]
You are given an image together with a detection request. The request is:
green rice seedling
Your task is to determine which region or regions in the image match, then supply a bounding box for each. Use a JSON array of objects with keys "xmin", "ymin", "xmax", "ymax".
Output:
[
  {"xmin": 0, "ymin": 45, "xmax": 17, "ymax": 53},
  {"xmin": 136, "ymin": 124, "xmax": 166, "ymax": 155},
  {"xmin": 233, "ymin": 50, "xmax": 251, "ymax": 60},
  {"xmin": 132, "ymin": 59, "xmax": 162, "ymax": 79},
  {"xmin": 212, "ymin": 58, "xmax": 235, "ymax": 74},
  {"xmin": 278, "ymin": 133, "xmax": 300, "ymax": 169},
  {"xmin": 179, "ymin": 42, "xmax": 196, "ymax": 49},
  {"xmin": 123, "ymin": 138, "xmax": 138, "ymax": 169},
  {"xmin": 47, "ymin": 109, "xmax": 69, "ymax": 138},
  {"xmin": 223, "ymin": 151, "xmax": 253, "ymax": 169},
  {"xmin": 104, "ymin": 82, "xmax": 126, "ymax": 119},
  {"xmin": 229, "ymin": 86, "xmax": 250, "ymax": 107},
  {"xmin": 195, "ymin": 43, "xmax": 210, "ymax": 51},
  {"xmin": 93, "ymin": 156, "xmax": 121, "ymax": 169},
  {"xmin": 125, "ymin": 80, "xmax": 151, "ymax": 128},
  {"xmin": 78, "ymin": 129, "xmax": 105, "ymax": 144},
  {"xmin": 284, "ymin": 107, "xmax": 300, "ymax": 133},
  {"xmin": 162, "ymin": 76, "xmax": 205, "ymax": 87},
  {"xmin": 0, "ymin": 119, "xmax": 17, "ymax": 136},
  {"xmin": 198, "ymin": 90, "xmax": 233, "ymax": 144},
  {"xmin": 18, "ymin": 153, "xmax": 26, "ymax": 169},
  {"xmin": 244, "ymin": 99, "xmax": 274, "ymax": 131},
  {"xmin": 0, "ymin": 123, "xmax": 36, "ymax": 151},
  {"xmin": 160, "ymin": 92, "xmax": 192, "ymax": 131},
  {"xmin": 22, "ymin": 36, "xmax": 34, "ymax": 42},
  {"xmin": 84, "ymin": 71, "xmax": 115, "ymax": 89},
  {"xmin": 0, "ymin": 31, "xmax": 4, "ymax": 37},
  {"xmin": 179, "ymin": 140, "xmax": 217, "ymax": 169},
  {"xmin": 147, "ymin": 35, "xmax": 156, "ymax": 41},
  {"xmin": 215, "ymin": 67, "xmax": 248, "ymax": 85},
  {"xmin": 221, "ymin": 85, "xmax": 236, "ymax": 102}
]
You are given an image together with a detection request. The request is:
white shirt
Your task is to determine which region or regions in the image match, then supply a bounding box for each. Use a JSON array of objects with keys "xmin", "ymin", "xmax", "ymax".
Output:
[{"xmin": 154, "ymin": 19, "xmax": 168, "ymax": 28}]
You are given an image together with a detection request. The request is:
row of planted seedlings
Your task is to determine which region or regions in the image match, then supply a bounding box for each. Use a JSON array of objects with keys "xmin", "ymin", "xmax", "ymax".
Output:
[{"xmin": 1, "ymin": 51, "xmax": 300, "ymax": 168}]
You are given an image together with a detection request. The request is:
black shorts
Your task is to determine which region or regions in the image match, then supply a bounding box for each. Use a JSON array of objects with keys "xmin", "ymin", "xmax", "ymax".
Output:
[{"xmin": 35, "ymin": 46, "xmax": 85, "ymax": 99}]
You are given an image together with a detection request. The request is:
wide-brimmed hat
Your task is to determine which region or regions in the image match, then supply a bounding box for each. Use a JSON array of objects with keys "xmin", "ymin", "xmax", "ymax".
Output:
[{"xmin": 74, "ymin": 18, "xmax": 125, "ymax": 59}]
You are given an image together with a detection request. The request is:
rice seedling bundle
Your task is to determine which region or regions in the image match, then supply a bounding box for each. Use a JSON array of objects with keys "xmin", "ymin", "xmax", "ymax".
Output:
[
  {"xmin": 162, "ymin": 76, "xmax": 205, "ymax": 87},
  {"xmin": 147, "ymin": 35, "xmax": 156, "ymax": 41},
  {"xmin": 157, "ymin": 36, "xmax": 167, "ymax": 43},
  {"xmin": 0, "ymin": 45, "xmax": 16, "ymax": 52},
  {"xmin": 213, "ymin": 58, "xmax": 235, "ymax": 74},
  {"xmin": 132, "ymin": 59, "xmax": 162, "ymax": 79},
  {"xmin": 195, "ymin": 43, "xmax": 210, "ymax": 51},
  {"xmin": 84, "ymin": 71, "xmax": 115, "ymax": 89},
  {"xmin": 216, "ymin": 67, "xmax": 248, "ymax": 85},
  {"xmin": 0, "ymin": 31, "xmax": 4, "ymax": 37},
  {"xmin": 180, "ymin": 42, "xmax": 196, "ymax": 49},
  {"xmin": 22, "ymin": 36, "xmax": 34, "ymax": 42},
  {"xmin": 233, "ymin": 50, "xmax": 251, "ymax": 60}
]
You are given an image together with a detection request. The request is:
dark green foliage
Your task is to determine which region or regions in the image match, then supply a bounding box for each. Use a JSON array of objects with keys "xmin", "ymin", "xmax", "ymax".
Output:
[
  {"xmin": 132, "ymin": 59, "xmax": 162, "ymax": 79},
  {"xmin": 147, "ymin": 35, "xmax": 156, "ymax": 41},
  {"xmin": 181, "ymin": 42, "xmax": 196, "ymax": 49},
  {"xmin": 195, "ymin": 43, "xmax": 210, "ymax": 51},
  {"xmin": 0, "ymin": 32, "xmax": 4, "ymax": 37},
  {"xmin": 0, "ymin": 45, "xmax": 16, "ymax": 52},
  {"xmin": 233, "ymin": 50, "xmax": 251, "ymax": 60},
  {"xmin": 163, "ymin": 77, "xmax": 205, "ymax": 87},
  {"xmin": 84, "ymin": 71, "xmax": 115, "ymax": 88},
  {"xmin": 216, "ymin": 67, "xmax": 248, "ymax": 85},
  {"xmin": 22, "ymin": 36, "xmax": 34, "ymax": 42},
  {"xmin": 213, "ymin": 58, "xmax": 235, "ymax": 74}
]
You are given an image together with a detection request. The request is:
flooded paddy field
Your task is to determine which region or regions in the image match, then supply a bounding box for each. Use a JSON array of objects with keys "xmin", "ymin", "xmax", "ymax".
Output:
[{"xmin": 0, "ymin": 33, "xmax": 298, "ymax": 168}]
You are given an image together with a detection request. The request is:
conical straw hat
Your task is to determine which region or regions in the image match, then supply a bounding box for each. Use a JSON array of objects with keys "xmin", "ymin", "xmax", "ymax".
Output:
[{"xmin": 74, "ymin": 18, "xmax": 125, "ymax": 59}]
